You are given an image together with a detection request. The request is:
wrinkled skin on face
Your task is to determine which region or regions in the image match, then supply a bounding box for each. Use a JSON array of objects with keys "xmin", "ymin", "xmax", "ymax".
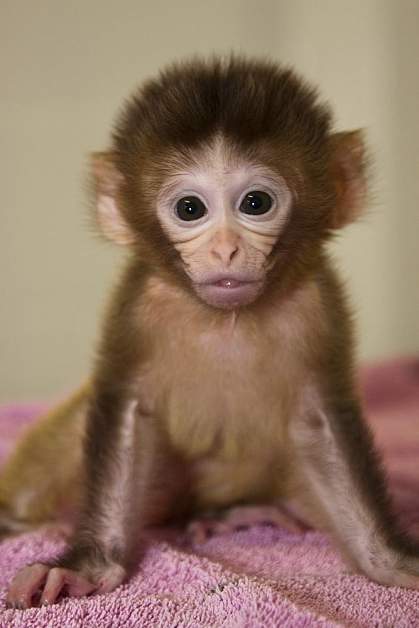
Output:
[{"xmin": 155, "ymin": 137, "xmax": 293, "ymax": 309}]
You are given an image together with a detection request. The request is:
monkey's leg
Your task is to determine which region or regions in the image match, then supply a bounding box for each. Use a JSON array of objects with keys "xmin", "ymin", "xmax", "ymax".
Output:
[
  {"xmin": 6, "ymin": 394, "xmax": 183, "ymax": 609},
  {"xmin": 0, "ymin": 385, "xmax": 88, "ymax": 537},
  {"xmin": 290, "ymin": 399, "xmax": 419, "ymax": 588}
]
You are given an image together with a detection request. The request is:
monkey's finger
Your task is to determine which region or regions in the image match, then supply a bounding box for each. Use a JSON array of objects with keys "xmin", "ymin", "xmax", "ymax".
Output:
[
  {"xmin": 6, "ymin": 563, "xmax": 49, "ymax": 609},
  {"xmin": 40, "ymin": 567, "xmax": 97, "ymax": 605}
]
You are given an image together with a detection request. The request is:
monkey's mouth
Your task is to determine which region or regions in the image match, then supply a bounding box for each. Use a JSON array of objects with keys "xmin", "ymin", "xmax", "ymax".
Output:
[{"xmin": 194, "ymin": 276, "xmax": 263, "ymax": 309}]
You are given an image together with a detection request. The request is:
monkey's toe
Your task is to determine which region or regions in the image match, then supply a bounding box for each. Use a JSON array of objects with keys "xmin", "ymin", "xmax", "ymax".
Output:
[
  {"xmin": 187, "ymin": 518, "xmax": 231, "ymax": 543},
  {"xmin": 222, "ymin": 504, "xmax": 309, "ymax": 533}
]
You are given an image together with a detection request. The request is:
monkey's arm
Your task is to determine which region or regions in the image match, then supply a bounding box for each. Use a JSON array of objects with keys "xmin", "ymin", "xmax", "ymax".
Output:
[
  {"xmin": 0, "ymin": 384, "xmax": 88, "ymax": 536},
  {"xmin": 6, "ymin": 386, "xmax": 157, "ymax": 608},
  {"xmin": 290, "ymin": 397, "xmax": 419, "ymax": 587}
]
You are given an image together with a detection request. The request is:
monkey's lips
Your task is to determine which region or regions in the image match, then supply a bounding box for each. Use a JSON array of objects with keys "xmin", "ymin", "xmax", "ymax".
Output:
[{"xmin": 194, "ymin": 276, "xmax": 264, "ymax": 309}]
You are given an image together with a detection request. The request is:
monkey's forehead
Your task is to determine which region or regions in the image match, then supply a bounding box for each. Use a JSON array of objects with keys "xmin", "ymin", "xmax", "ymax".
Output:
[
  {"xmin": 155, "ymin": 139, "xmax": 289, "ymax": 198},
  {"xmin": 112, "ymin": 56, "xmax": 333, "ymax": 159},
  {"xmin": 137, "ymin": 134, "xmax": 302, "ymax": 199}
]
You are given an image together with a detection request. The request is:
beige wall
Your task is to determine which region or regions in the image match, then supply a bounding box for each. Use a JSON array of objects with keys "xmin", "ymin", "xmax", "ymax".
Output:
[{"xmin": 1, "ymin": 0, "xmax": 418, "ymax": 401}]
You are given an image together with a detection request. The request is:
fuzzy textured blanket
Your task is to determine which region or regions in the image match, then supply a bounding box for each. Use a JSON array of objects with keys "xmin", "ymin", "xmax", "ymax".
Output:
[{"xmin": 1, "ymin": 359, "xmax": 419, "ymax": 627}]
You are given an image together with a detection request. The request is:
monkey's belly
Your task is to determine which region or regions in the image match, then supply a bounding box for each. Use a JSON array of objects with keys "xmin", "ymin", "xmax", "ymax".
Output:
[
  {"xmin": 190, "ymin": 453, "xmax": 287, "ymax": 510},
  {"xmin": 164, "ymin": 387, "xmax": 293, "ymax": 509}
]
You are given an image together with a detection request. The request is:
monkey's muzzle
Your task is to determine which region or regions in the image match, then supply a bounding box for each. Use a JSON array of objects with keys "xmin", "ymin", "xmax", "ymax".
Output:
[{"xmin": 195, "ymin": 276, "xmax": 263, "ymax": 309}]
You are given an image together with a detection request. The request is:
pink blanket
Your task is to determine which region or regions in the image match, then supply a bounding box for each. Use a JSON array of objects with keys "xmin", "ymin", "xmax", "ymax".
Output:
[{"xmin": 1, "ymin": 359, "xmax": 419, "ymax": 627}]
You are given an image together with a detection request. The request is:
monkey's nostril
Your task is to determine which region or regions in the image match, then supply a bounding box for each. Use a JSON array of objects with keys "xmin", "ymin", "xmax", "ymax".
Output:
[{"xmin": 212, "ymin": 244, "xmax": 239, "ymax": 265}]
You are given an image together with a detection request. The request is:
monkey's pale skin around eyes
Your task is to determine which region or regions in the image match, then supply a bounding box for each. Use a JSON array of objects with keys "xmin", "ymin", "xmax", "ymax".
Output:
[{"xmin": 3, "ymin": 56, "xmax": 419, "ymax": 609}]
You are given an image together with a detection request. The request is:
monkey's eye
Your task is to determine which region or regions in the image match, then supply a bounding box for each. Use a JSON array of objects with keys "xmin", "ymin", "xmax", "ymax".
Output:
[
  {"xmin": 239, "ymin": 191, "xmax": 273, "ymax": 215},
  {"xmin": 175, "ymin": 196, "xmax": 207, "ymax": 221}
]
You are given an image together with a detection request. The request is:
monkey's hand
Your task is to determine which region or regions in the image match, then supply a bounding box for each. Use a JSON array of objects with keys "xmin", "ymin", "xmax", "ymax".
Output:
[
  {"xmin": 289, "ymin": 400, "xmax": 419, "ymax": 591},
  {"xmin": 5, "ymin": 391, "xmax": 148, "ymax": 609},
  {"xmin": 361, "ymin": 549, "xmax": 419, "ymax": 590},
  {"xmin": 6, "ymin": 560, "xmax": 126, "ymax": 609}
]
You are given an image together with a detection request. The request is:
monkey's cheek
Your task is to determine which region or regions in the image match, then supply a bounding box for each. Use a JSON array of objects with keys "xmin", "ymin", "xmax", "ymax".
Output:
[{"xmin": 194, "ymin": 281, "xmax": 264, "ymax": 309}]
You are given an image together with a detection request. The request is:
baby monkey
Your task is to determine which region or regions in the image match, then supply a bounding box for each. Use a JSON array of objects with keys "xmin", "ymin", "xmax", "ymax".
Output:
[{"xmin": 3, "ymin": 56, "xmax": 419, "ymax": 608}]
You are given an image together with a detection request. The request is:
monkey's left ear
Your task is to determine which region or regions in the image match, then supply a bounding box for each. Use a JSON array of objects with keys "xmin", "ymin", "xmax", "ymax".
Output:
[
  {"xmin": 90, "ymin": 152, "xmax": 136, "ymax": 245},
  {"xmin": 329, "ymin": 130, "xmax": 367, "ymax": 229}
]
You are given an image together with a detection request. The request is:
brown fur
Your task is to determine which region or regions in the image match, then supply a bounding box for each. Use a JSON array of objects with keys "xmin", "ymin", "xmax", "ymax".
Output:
[{"xmin": 3, "ymin": 57, "xmax": 419, "ymax": 609}]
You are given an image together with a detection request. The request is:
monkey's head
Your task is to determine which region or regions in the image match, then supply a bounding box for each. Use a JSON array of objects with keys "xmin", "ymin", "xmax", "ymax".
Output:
[{"xmin": 92, "ymin": 57, "xmax": 367, "ymax": 310}]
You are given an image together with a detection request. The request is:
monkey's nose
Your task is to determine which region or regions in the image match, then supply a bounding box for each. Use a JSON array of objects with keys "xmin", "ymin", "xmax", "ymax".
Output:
[{"xmin": 210, "ymin": 231, "xmax": 240, "ymax": 266}]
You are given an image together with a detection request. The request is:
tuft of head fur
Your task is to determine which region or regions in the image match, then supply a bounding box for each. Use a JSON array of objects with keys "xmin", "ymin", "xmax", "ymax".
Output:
[{"xmin": 113, "ymin": 55, "xmax": 332, "ymax": 159}]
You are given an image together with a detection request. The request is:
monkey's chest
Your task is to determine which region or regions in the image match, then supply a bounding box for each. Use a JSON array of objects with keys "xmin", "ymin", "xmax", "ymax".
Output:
[{"xmin": 139, "ymin": 324, "xmax": 300, "ymax": 505}]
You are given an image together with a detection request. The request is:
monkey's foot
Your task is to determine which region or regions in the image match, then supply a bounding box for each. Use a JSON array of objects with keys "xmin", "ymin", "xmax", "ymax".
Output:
[
  {"xmin": 6, "ymin": 562, "xmax": 125, "ymax": 609},
  {"xmin": 188, "ymin": 504, "xmax": 308, "ymax": 543},
  {"xmin": 0, "ymin": 507, "xmax": 35, "ymax": 540}
]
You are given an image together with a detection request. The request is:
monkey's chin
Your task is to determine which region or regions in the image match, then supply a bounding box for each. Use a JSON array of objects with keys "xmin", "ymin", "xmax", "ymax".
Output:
[{"xmin": 194, "ymin": 279, "xmax": 263, "ymax": 310}]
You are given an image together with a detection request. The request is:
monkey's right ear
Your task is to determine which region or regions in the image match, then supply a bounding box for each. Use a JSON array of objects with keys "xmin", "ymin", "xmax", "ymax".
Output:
[{"xmin": 90, "ymin": 152, "xmax": 135, "ymax": 245}]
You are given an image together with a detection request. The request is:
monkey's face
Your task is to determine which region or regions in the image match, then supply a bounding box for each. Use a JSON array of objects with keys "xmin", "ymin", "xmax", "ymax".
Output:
[{"xmin": 156, "ymin": 139, "xmax": 292, "ymax": 309}]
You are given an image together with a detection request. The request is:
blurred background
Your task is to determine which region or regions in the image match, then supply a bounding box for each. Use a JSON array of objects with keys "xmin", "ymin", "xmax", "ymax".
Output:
[{"xmin": 1, "ymin": 0, "xmax": 418, "ymax": 402}]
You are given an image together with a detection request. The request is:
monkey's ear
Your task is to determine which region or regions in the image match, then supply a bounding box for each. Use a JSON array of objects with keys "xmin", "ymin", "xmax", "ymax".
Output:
[
  {"xmin": 329, "ymin": 130, "xmax": 367, "ymax": 229},
  {"xmin": 90, "ymin": 152, "xmax": 135, "ymax": 245}
]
